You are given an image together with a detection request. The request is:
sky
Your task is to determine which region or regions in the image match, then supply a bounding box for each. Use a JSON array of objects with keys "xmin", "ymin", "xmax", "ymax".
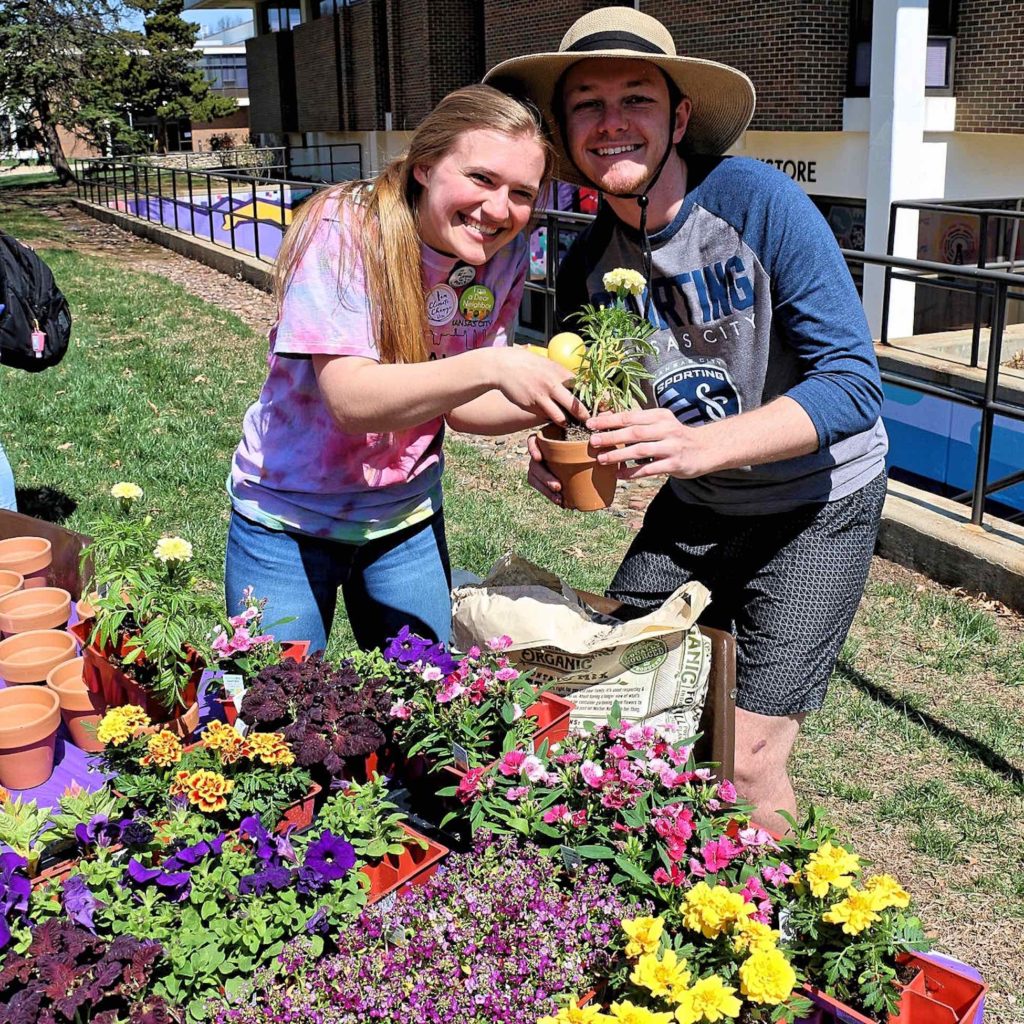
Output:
[{"xmin": 120, "ymin": 6, "xmax": 249, "ymax": 37}]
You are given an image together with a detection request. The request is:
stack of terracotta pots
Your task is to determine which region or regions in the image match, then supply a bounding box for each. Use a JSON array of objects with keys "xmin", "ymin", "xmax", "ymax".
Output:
[{"xmin": 0, "ymin": 536, "xmax": 97, "ymax": 789}]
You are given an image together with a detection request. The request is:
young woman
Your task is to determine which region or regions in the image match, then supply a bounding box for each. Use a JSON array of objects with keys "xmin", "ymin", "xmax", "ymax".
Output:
[{"xmin": 225, "ymin": 85, "xmax": 579, "ymax": 653}]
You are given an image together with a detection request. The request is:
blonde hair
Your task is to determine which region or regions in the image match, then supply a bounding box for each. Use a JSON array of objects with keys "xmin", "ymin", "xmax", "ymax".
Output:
[{"xmin": 274, "ymin": 85, "xmax": 553, "ymax": 365}]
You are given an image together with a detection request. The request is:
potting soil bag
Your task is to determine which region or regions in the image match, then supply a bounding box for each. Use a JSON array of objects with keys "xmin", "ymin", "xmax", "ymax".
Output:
[{"xmin": 451, "ymin": 553, "xmax": 712, "ymax": 736}]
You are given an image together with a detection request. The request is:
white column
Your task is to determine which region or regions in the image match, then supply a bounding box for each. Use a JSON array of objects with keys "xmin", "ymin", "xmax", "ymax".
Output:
[{"xmin": 862, "ymin": 0, "xmax": 932, "ymax": 340}]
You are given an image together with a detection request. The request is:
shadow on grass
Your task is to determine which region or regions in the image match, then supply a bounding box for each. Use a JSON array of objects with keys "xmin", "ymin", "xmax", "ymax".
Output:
[
  {"xmin": 15, "ymin": 486, "xmax": 77, "ymax": 524},
  {"xmin": 835, "ymin": 658, "xmax": 1024, "ymax": 786}
]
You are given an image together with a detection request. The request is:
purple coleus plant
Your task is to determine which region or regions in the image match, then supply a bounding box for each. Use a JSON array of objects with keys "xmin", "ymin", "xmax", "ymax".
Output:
[{"xmin": 0, "ymin": 918, "xmax": 170, "ymax": 1024}]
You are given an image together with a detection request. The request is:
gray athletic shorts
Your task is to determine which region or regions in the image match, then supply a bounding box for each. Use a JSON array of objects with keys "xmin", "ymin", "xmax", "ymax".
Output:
[{"xmin": 607, "ymin": 473, "xmax": 887, "ymax": 717}]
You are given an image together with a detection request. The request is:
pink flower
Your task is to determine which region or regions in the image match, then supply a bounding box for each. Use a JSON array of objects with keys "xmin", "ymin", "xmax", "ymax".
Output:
[
  {"xmin": 542, "ymin": 804, "xmax": 572, "ymax": 825},
  {"xmin": 389, "ymin": 700, "xmax": 411, "ymax": 720},
  {"xmin": 421, "ymin": 665, "xmax": 443, "ymax": 682},
  {"xmin": 498, "ymin": 750, "xmax": 527, "ymax": 777},
  {"xmin": 762, "ymin": 862, "xmax": 794, "ymax": 887},
  {"xmin": 666, "ymin": 836, "xmax": 689, "ymax": 863},
  {"xmin": 542, "ymin": 772, "xmax": 560, "ymax": 787},
  {"xmin": 701, "ymin": 836, "xmax": 741, "ymax": 873},
  {"xmin": 456, "ymin": 766, "xmax": 488, "ymax": 804},
  {"xmin": 653, "ymin": 863, "xmax": 687, "ymax": 887},
  {"xmin": 495, "ymin": 667, "xmax": 519, "ymax": 682},
  {"xmin": 580, "ymin": 760, "xmax": 605, "ymax": 788},
  {"xmin": 570, "ymin": 809, "xmax": 587, "ymax": 828},
  {"xmin": 556, "ymin": 751, "xmax": 582, "ymax": 765},
  {"xmin": 435, "ymin": 679, "xmax": 465, "ymax": 704},
  {"xmin": 694, "ymin": 767, "xmax": 714, "ymax": 782},
  {"xmin": 249, "ymin": 633, "xmax": 274, "ymax": 646},
  {"xmin": 624, "ymin": 724, "xmax": 656, "ymax": 748},
  {"xmin": 488, "ymin": 635, "xmax": 513, "ymax": 651},
  {"xmin": 521, "ymin": 755, "xmax": 546, "ymax": 783},
  {"xmin": 688, "ymin": 857, "xmax": 706, "ymax": 878},
  {"xmin": 742, "ymin": 875, "xmax": 769, "ymax": 903},
  {"xmin": 229, "ymin": 614, "xmax": 248, "ymax": 629},
  {"xmin": 230, "ymin": 627, "xmax": 253, "ymax": 653},
  {"xmin": 211, "ymin": 631, "xmax": 232, "ymax": 657},
  {"xmin": 738, "ymin": 826, "xmax": 775, "ymax": 849},
  {"xmin": 467, "ymin": 646, "xmax": 481, "ymax": 659},
  {"xmin": 717, "ymin": 779, "xmax": 738, "ymax": 804},
  {"xmin": 506, "ymin": 786, "xmax": 530, "ymax": 802}
]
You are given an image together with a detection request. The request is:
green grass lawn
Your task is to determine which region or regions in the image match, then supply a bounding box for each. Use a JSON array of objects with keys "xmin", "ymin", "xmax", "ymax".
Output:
[{"xmin": 2, "ymin": 191, "xmax": 1022, "ymax": 1016}]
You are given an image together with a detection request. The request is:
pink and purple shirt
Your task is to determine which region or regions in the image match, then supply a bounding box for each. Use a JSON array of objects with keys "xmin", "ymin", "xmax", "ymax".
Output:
[{"xmin": 229, "ymin": 201, "xmax": 528, "ymax": 541}]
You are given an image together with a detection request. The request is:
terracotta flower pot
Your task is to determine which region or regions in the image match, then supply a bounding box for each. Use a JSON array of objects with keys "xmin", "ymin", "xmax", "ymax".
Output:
[
  {"xmin": 0, "ymin": 628, "xmax": 77, "ymax": 684},
  {"xmin": 136, "ymin": 699, "xmax": 202, "ymax": 741},
  {"xmin": 535, "ymin": 423, "xmax": 618, "ymax": 511},
  {"xmin": 0, "ymin": 684, "xmax": 61, "ymax": 789},
  {"xmin": 0, "ymin": 536, "xmax": 52, "ymax": 588},
  {"xmin": 0, "ymin": 570, "xmax": 23, "ymax": 600},
  {"xmin": 0, "ymin": 587, "xmax": 72, "ymax": 636},
  {"xmin": 46, "ymin": 656, "xmax": 107, "ymax": 753},
  {"xmin": 75, "ymin": 592, "xmax": 100, "ymax": 623}
]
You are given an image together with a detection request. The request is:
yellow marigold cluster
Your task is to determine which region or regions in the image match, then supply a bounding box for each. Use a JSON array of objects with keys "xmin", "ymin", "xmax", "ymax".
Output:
[
  {"xmin": 631, "ymin": 949, "xmax": 691, "ymax": 1002},
  {"xmin": 680, "ymin": 882, "xmax": 755, "ymax": 940},
  {"xmin": 674, "ymin": 976, "xmax": 743, "ymax": 1024},
  {"xmin": 822, "ymin": 875, "xmax": 912, "ymax": 937},
  {"xmin": 802, "ymin": 841, "xmax": 861, "ymax": 898},
  {"xmin": 539, "ymin": 1001, "xmax": 614, "ymax": 1024},
  {"xmin": 140, "ymin": 730, "xmax": 182, "ymax": 768},
  {"xmin": 153, "ymin": 536, "xmax": 193, "ymax": 563},
  {"xmin": 245, "ymin": 731, "xmax": 295, "ymax": 767},
  {"xmin": 622, "ymin": 917, "xmax": 665, "ymax": 958},
  {"xmin": 202, "ymin": 720, "xmax": 250, "ymax": 763},
  {"xmin": 96, "ymin": 705, "xmax": 152, "ymax": 746},
  {"xmin": 602, "ymin": 268, "xmax": 647, "ymax": 298},
  {"xmin": 110, "ymin": 481, "xmax": 143, "ymax": 501},
  {"xmin": 169, "ymin": 769, "xmax": 234, "ymax": 812},
  {"xmin": 738, "ymin": 948, "xmax": 797, "ymax": 1005},
  {"xmin": 731, "ymin": 918, "xmax": 781, "ymax": 955}
]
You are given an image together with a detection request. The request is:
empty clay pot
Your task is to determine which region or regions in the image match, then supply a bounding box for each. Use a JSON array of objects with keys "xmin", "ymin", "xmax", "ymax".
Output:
[
  {"xmin": 0, "ymin": 570, "xmax": 23, "ymax": 601},
  {"xmin": 0, "ymin": 685, "xmax": 61, "ymax": 789},
  {"xmin": 75, "ymin": 592, "xmax": 100, "ymax": 623},
  {"xmin": 0, "ymin": 628, "xmax": 77, "ymax": 684},
  {"xmin": 46, "ymin": 657, "xmax": 106, "ymax": 753},
  {"xmin": 0, "ymin": 537, "xmax": 52, "ymax": 588},
  {"xmin": 535, "ymin": 424, "xmax": 619, "ymax": 511},
  {"xmin": 0, "ymin": 587, "xmax": 72, "ymax": 636}
]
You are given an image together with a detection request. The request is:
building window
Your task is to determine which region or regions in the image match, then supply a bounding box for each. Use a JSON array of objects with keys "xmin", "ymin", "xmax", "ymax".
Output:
[
  {"xmin": 259, "ymin": 2, "xmax": 301, "ymax": 32},
  {"xmin": 847, "ymin": 0, "xmax": 959, "ymax": 96},
  {"xmin": 199, "ymin": 54, "xmax": 248, "ymax": 92}
]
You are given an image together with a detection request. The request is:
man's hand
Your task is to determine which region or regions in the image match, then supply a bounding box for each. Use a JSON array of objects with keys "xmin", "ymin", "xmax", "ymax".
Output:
[{"xmin": 587, "ymin": 408, "xmax": 714, "ymax": 480}]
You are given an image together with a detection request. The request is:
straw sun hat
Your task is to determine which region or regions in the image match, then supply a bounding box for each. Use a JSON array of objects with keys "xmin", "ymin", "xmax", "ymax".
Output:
[{"xmin": 483, "ymin": 6, "xmax": 756, "ymax": 187}]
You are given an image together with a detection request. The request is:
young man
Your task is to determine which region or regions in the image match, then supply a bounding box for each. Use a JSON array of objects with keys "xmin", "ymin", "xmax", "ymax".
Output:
[{"xmin": 486, "ymin": 7, "xmax": 888, "ymax": 835}]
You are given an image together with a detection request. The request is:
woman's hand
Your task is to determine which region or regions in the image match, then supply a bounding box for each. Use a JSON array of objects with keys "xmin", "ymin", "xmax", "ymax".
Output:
[
  {"xmin": 492, "ymin": 347, "xmax": 586, "ymax": 426},
  {"xmin": 526, "ymin": 431, "xmax": 564, "ymax": 506}
]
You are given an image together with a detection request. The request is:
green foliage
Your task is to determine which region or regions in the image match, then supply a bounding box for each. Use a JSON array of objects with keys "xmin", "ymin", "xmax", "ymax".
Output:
[
  {"xmin": 568, "ymin": 278, "xmax": 657, "ymax": 415},
  {"xmin": 0, "ymin": 795, "xmax": 50, "ymax": 865},
  {"xmin": 43, "ymin": 785, "xmax": 126, "ymax": 846},
  {"xmin": 314, "ymin": 775, "xmax": 425, "ymax": 862}
]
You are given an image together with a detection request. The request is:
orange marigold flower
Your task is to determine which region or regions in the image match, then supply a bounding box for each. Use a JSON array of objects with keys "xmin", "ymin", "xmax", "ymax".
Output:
[
  {"xmin": 185, "ymin": 769, "xmax": 234, "ymax": 813},
  {"xmin": 168, "ymin": 770, "xmax": 193, "ymax": 797},
  {"xmin": 140, "ymin": 730, "xmax": 183, "ymax": 768},
  {"xmin": 246, "ymin": 732, "xmax": 295, "ymax": 767}
]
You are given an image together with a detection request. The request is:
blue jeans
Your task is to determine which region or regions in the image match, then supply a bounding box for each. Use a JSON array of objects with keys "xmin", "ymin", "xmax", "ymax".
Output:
[
  {"xmin": 0, "ymin": 441, "xmax": 15, "ymax": 511},
  {"xmin": 224, "ymin": 510, "xmax": 452, "ymax": 655}
]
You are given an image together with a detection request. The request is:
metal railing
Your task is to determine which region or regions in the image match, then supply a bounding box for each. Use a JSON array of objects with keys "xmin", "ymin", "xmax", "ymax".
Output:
[
  {"xmin": 73, "ymin": 157, "xmax": 333, "ymax": 264},
  {"xmin": 523, "ymin": 207, "xmax": 1024, "ymax": 527}
]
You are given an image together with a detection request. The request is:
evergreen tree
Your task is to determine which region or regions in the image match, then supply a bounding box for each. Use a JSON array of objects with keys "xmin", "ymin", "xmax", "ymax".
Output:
[{"xmin": 122, "ymin": 0, "xmax": 237, "ymax": 153}]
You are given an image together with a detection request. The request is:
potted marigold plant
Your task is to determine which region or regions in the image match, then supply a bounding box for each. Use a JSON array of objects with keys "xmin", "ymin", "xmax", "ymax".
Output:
[
  {"xmin": 77, "ymin": 483, "xmax": 227, "ymax": 732},
  {"xmin": 536, "ymin": 268, "xmax": 657, "ymax": 511}
]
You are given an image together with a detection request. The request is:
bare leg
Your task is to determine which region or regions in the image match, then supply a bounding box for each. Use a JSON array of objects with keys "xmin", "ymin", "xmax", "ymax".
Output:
[{"xmin": 732, "ymin": 708, "xmax": 806, "ymax": 836}]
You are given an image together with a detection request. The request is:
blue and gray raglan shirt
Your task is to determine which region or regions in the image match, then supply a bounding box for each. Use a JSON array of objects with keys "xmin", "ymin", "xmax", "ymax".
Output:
[{"xmin": 556, "ymin": 155, "xmax": 888, "ymax": 515}]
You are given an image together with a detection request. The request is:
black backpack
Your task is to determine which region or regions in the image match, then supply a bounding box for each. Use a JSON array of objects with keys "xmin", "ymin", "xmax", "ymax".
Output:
[{"xmin": 0, "ymin": 231, "xmax": 72, "ymax": 371}]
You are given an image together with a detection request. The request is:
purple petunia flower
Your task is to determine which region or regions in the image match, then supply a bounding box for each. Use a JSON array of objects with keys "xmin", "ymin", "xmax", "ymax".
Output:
[
  {"xmin": 239, "ymin": 815, "xmax": 276, "ymax": 862},
  {"xmin": 74, "ymin": 814, "xmax": 122, "ymax": 850},
  {"xmin": 0, "ymin": 851, "xmax": 30, "ymax": 951},
  {"xmin": 383, "ymin": 626, "xmax": 435, "ymax": 664},
  {"xmin": 62, "ymin": 874, "xmax": 99, "ymax": 932},
  {"xmin": 304, "ymin": 831, "xmax": 355, "ymax": 884},
  {"xmin": 163, "ymin": 834, "xmax": 225, "ymax": 871},
  {"xmin": 239, "ymin": 864, "xmax": 293, "ymax": 896},
  {"xmin": 119, "ymin": 817, "xmax": 155, "ymax": 848},
  {"xmin": 305, "ymin": 906, "xmax": 330, "ymax": 935},
  {"xmin": 126, "ymin": 858, "xmax": 191, "ymax": 899}
]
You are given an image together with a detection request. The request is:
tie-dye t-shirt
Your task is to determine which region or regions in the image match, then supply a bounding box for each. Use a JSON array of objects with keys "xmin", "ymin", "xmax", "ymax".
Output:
[{"xmin": 229, "ymin": 201, "xmax": 529, "ymax": 542}]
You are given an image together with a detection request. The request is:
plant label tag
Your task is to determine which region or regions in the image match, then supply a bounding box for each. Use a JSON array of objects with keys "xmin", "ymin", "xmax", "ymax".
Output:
[
  {"xmin": 560, "ymin": 845, "xmax": 583, "ymax": 873},
  {"xmin": 451, "ymin": 743, "xmax": 470, "ymax": 770},
  {"xmin": 31, "ymin": 328, "xmax": 45, "ymax": 357},
  {"xmin": 222, "ymin": 672, "xmax": 245, "ymax": 715},
  {"xmin": 234, "ymin": 719, "xmax": 249, "ymax": 737}
]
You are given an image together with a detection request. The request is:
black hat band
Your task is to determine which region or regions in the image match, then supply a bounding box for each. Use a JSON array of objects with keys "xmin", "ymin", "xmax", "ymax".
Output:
[{"xmin": 565, "ymin": 30, "xmax": 668, "ymax": 56}]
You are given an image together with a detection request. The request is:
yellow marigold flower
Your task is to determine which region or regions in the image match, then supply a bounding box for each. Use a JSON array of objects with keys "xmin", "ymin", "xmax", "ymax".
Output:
[
  {"xmin": 631, "ymin": 949, "xmax": 692, "ymax": 1002},
  {"xmin": 183, "ymin": 769, "xmax": 234, "ymax": 813},
  {"xmin": 96, "ymin": 705, "xmax": 151, "ymax": 746},
  {"xmin": 602, "ymin": 268, "xmax": 647, "ymax": 298},
  {"xmin": 153, "ymin": 536, "xmax": 193, "ymax": 563},
  {"xmin": 607, "ymin": 1002, "xmax": 674, "ymax": 1024},
  {"xmin": 246, "ymin": 731, "xmax": 295, "ymax": 766},
  {"xmin": 804, "ymin": 842, "xmax": 861, "ymax": 898},
  {"xmin": 140, "ymin": 730, "xmax": 182, "ymax": 768},
  {"xmin": 822, "ymin": 888, "xmax": 882, "ymax": 935},
  {"xmin": 120, "ymin": 705, "xmax": 151, "ymax": 729},
  {"xmin": 202, "ymin": 720, "xmax": 241, "ymax": 750},
  {"xmin": 110, "ymin": 482, "xmax": 143, "ymax": 501},
  {"xmin": 674, "ymin": 977, "xmax": 742, "ymax": 1024},
  {"xmin": 539, "ymin": 1002, "xmax": 614, "ymax": 1024},
  {"xmin": 864, "ymin": 874, "xmax": 911, "ymax": 910},
  {"xmin": 732, "ymin": 918, "xmax": 781, "ymax": 955},
  {"xmin": 738, "ymin": 948, "xmax": 798, "ymax": 1005},
  {"xmin": 622, "ymin": 916, "xmax": 665, "ymax": 958},
  {"xmin": 681, "ymin": 882, "xmax": 754, "ymax": 940}
]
